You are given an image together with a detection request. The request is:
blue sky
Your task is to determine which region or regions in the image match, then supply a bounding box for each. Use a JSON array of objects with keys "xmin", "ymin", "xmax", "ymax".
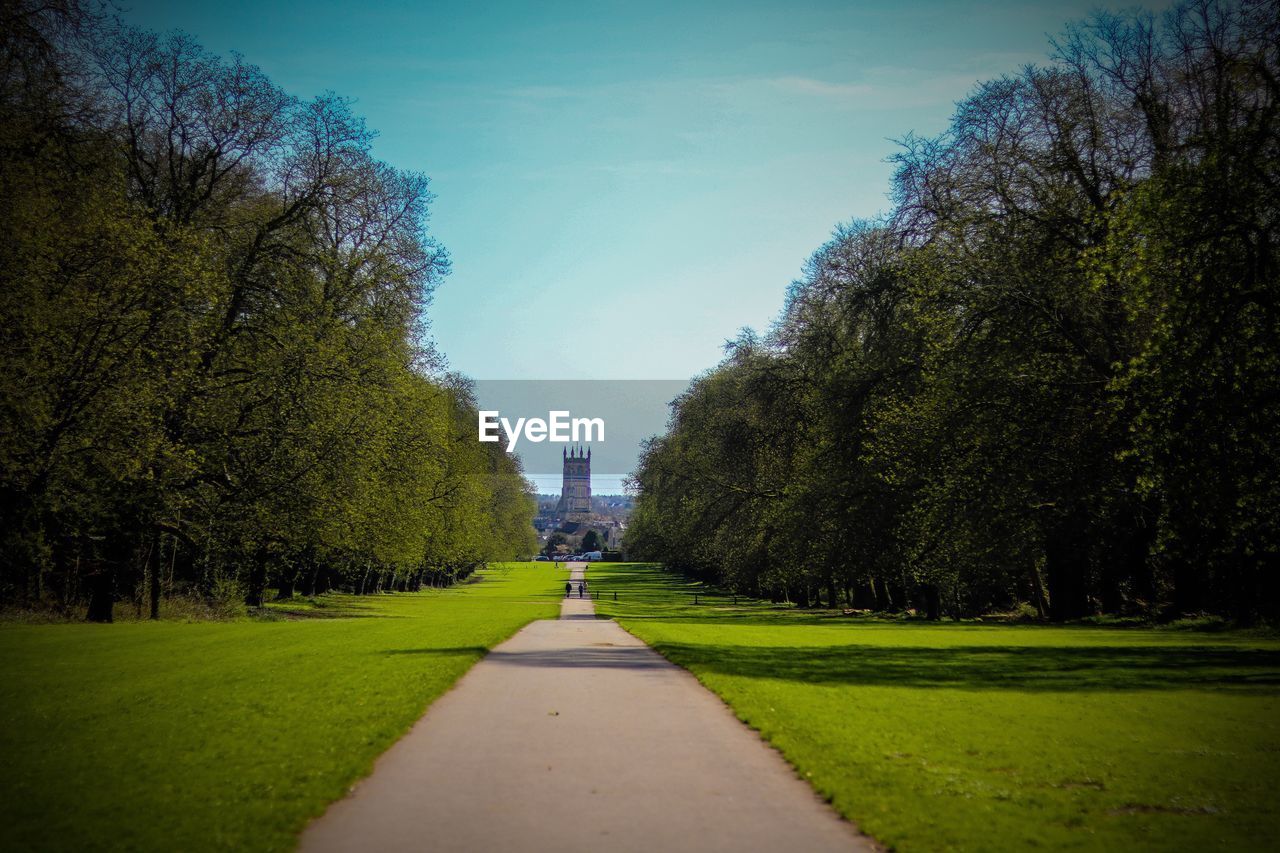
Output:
[{"xmin": 122, "ymin": 0, "xmax": 1115, "ymax": 381}]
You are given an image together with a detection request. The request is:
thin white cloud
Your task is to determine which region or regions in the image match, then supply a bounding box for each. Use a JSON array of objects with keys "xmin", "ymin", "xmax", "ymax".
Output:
[
  {"xmin": 769, "ymin": 76, "xmax": 876, "ymax": 98},
  {"xmin": 507, "ymin": 85, "xmax": 576, "ymax": 100},
  {"xmin": 955, "ymin": 50, "xmax": 1048, "ymax": 71},
  {"xmin": 708, "ymin": 69, "xmax": 984, "ymax": 111},
  {"xmin": 588, "ymin": 160, "xmax": 704, "ymax": 178}
]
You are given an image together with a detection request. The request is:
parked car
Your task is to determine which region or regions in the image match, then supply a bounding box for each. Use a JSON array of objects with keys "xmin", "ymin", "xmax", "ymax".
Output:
[
  {"xmin": 583, "ymin": 551, "xmax": 603, "ymax": 561},
  {"xmin": 533, "ymin": 555, "xmax": 549, "ymax": 561}
]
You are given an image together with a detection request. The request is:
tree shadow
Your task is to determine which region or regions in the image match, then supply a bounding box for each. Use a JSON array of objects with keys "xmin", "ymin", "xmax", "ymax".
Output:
[
  {"xmin": 267, "ymin": 597, "xmax": 406, "ymax": 619},
  {"xmin": 486, "ymin": 645, "xmax": 670, "ymax": 670},
  {"xmin": 381, "ymin": 644, "xmax": 670, "ymax": 670},
  {"xmin": 269, "ymin": 608, "xmax": 392, "ymax": 620},
  {"xmin": 382, "ymin": 646, "xmax": 490, "ymax": 656},
  {"xmin": 561, "ymin": 611, "xmax": 598, "ymax": 621},
  {"xmin": 649, "ymin": 642, "xmax": 1280, "ymax": 692}
]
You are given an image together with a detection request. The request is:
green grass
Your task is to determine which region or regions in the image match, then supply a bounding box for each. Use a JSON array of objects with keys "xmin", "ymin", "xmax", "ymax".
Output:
[
  {"xmin": 591, "ymin": 562, "xmax": 1280, "ymax": 851},
  {"xmin": 0, "ymin": 562, "xmax": 565, "ymax": 852}
]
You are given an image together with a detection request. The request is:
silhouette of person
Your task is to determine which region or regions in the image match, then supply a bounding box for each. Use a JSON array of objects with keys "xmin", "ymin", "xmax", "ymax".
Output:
[
  {"xmin": 577, "ymin": 582, "xmax": 584, "ymax": 599},
  {"xmin": 565, "ymin": 581, "xmax": 571, "ymax": 597}
]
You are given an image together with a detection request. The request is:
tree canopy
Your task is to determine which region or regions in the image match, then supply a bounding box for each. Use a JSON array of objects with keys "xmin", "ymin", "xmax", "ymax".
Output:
[
  {"xmin": 627, "ymin": 0, "xmax": 1279, "ymax": 623},
  {"xmin": 0, "ymin": 1, "xmax": 536, "ymax": 619}
]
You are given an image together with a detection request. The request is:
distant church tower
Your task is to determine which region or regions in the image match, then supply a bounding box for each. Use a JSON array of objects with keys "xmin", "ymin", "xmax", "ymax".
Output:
[{"xmin": 557, "ymin": 446, "xmax": 591, "ymax": 515}]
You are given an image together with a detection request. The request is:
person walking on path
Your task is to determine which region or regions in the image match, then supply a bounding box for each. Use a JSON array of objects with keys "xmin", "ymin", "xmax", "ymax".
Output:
[{"xmin": 565, "ymin": 581, "xmax": 571, "ymax": 598}]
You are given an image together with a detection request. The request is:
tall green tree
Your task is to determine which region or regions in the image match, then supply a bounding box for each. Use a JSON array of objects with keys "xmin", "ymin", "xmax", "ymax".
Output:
[
  {"xmin": 0, "ymin": 1, "xmax": 537, "ymax": 619},
  {"xmin": 628, "ymin": 0, "xmax": 1278, "ymax": 623}
]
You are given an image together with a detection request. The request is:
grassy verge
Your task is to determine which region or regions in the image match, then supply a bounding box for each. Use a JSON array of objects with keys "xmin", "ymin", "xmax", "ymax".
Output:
[
  {"xmin": 0, "ymin": 562, "xmax": 565, "ymax": 852},
  {"xmin": 590, "ymin": 562, "xmax": 1280, "ymax": 851}
]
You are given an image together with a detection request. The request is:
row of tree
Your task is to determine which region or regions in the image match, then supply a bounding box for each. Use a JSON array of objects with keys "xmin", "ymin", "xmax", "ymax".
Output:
[
  {"xmin": 0, "ymin": 2, "xmax": 536, "ymax": 620},
  {"xmin": 627, "ymin": 0, "xmax": 1278, "ymax": 622}
]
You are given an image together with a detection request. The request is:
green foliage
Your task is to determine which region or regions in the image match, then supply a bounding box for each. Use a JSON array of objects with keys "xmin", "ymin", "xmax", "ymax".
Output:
[
  {"xmin": 593, "ymin": 563, "xmax": 1280, "ymax": 851},
  {"xmin": 0, "ymin": 563, "xmax": 563, "ymax": 851},
  {"xmin": 543, "ymin": 532, "xmax": 569, "ymax": 557},
  {"xmin": 627, "ymin": 0, "xmax": 1279, "ymax": 622},
  {"xmin": 0, "ymin": 1, "xmax": 537, "ymax": 617}
]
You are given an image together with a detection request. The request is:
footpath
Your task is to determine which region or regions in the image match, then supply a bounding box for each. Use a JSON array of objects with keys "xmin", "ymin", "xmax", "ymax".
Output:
[{"xmin": 299, "ymin": 563, "xmax": 872, "ymax": 852}]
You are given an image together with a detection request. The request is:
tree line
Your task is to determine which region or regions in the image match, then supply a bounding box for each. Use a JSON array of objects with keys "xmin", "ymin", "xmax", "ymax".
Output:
[
  {"xmin": 627, "ymin": 0, "xmax": 1278, "ymax": 623},
  {"xmin": 0, "ymin": 1, "xmax": 536, "ymax": 620}
]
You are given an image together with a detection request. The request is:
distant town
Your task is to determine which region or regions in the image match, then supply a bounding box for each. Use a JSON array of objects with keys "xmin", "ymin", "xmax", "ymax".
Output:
[{"xmin": 532, "ymin": 493, "xmax": 633, "ymax": 558}]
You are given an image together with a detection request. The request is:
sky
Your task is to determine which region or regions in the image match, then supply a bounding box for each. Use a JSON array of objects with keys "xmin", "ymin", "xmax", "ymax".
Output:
[{"xmin": 118, "ymin": 0, "xmax": 1113, "ymax": 383}]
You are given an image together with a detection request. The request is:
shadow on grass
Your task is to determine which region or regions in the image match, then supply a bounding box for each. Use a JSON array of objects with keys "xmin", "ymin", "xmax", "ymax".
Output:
[
  {"xmin": 266, "ymin": 607, "xmax": 392, "ymax": 620},
  {"xmin": 649, "ymin": 642, "xmax": 1280, "ymax": 692},
  {"xmin": 607, "ymin": 608, "xmax": 1273, "ymax": 633},
  {"xmin": 382, "ymin": 646, "xmax": 490, "ymax": 656},
  {"xmin": 264, "ymin": 593, "xmax": 473, "ymax": 619}
]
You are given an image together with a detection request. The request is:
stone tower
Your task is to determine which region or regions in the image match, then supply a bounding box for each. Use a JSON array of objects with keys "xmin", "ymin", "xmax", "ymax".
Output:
[{"xmin": 557, "ymin": 446, "xmax": 591, "ymax": 515}]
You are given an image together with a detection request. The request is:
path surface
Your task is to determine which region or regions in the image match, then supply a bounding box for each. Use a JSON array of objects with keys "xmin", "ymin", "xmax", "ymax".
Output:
[{"xmin": 300, "ymin": 563, "xmax": 871, "ymax": 852}]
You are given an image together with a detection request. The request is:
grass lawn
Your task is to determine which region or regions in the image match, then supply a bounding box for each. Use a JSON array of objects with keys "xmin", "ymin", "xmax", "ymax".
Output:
[
  {"xmin": 589, "ymin": 562, "xmax": 1280, "ymax": 851},
  {"xmin": 0, "ymin": 562, "xmax": 564, "ymax": 852}
]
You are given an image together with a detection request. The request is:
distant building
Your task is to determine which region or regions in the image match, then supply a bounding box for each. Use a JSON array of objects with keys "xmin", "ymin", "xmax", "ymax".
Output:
[{"xmin": 556, "ymin": 446, "xmax": 591, "ymax": 515}]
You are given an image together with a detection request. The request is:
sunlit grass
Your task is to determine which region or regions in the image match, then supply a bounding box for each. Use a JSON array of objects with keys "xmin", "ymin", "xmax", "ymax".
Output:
[
  {"xmin": 0, "ymin": 562, "xmax": 565, "ymax": 852},
  {"xmin": 592, "ymin": 562, "xmax": 1280, "ymax": 851}
]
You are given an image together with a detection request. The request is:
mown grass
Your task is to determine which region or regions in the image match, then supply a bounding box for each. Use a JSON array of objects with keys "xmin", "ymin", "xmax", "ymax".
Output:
[
  {"xmin": 0, "ymin": 562, "xmax": 565, "ymax": 852},
  {"xmin": 591, "ymin": 562, "xmax": 1280, "ymax": 851}
]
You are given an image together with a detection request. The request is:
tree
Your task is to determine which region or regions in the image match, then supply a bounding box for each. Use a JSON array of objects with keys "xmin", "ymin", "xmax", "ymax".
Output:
[
  {"xmin": 0, "ymin": 1, "xmax": 537, "ymax": 620},
  {"xmin": 629, "ymin": 0, "xmax": 1278, "ymax": 623},
  {"xmin": 543, "ymin": 533, "xmax": 569, "ymax": 558}
]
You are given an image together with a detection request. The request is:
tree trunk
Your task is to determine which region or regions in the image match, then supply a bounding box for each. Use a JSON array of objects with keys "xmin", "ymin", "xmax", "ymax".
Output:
[
  {"xmin": 1045, "ymin": 509, "xmax": 1091, "ymax": 621},
  {"xmin": 148, "ymin": 535, "xmax": 161, "ymax": 620},
  {"xmin": 85, "ymin": 565, "xmax": 114, "ymax": 622},
  {"xmin": 879, "ymin": 578, "xmax": 896, "ymax": 611},
  {"xmin": 922, "ymin": 583, "xmax": 942, "ymax": 621},
  {"xmin": 1255, "ymin": 554, "xmax": 1278, "ymax": 625},
  {"xmin": 299, "ymin": 564, "xmax": 316, "ymax": 597},
  {"xmin": 53, "ymin": 534, "xmax": 73, "ymax": 611},
  {"xmin": 244, "ymin": 551, "xmax": 267, "ymax": 608},
  {"xmin": 1027, "ymin": 563, "xmax": 1048, "ymax": 618},
  {"xmin": 853, "ymin": 579, "xmax": 877, "ymax": 610},
  {"xmin": 1130, "ymin": 543, "xmax": 1157, "ymax": 613},
  {"xmin": 274, "ymin": 569, "xmax": 296, "ymax": 601}
]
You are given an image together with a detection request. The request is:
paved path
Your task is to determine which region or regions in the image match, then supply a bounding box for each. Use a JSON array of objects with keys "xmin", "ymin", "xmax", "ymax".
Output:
[{"xmin": 300, "ymin": 563, "xmax": 872, "ymax": 852}]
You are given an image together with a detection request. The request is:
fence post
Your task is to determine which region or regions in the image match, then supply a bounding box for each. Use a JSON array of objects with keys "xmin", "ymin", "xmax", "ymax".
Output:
[{"xmin": 613, "ymin": 592, "xmax": 617, "ymax": 601}]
